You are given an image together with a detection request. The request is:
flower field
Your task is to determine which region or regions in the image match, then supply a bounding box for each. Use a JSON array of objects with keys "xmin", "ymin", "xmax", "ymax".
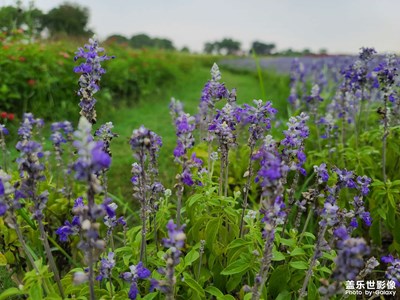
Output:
[{"xmin": 0, "ymin": 33, "xmax": 400, "ymax": 300}]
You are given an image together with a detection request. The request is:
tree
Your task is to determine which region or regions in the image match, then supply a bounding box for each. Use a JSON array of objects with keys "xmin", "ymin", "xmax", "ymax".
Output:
[
  {"xmin": 251, "ymin": 41, "xmax": 276, "ymax": 56},
  {"xmin": 153, "ymin": 38, "xmax": 175, "ymax": 50},
  {"xmin": 42, "ymin": 2, "xmax": 90, "ymax": 36},
  {"xmin": 130, "ymin": 34, "xmax": 154, "ymax": 48},
  {"xmin": 130, "ymin": 34, "xmax": 175, "ymax": 50},
  {"xmin": 104, "ymin": 34, "xmax": 129, "ymax": 45},
  {"xmin": 203, "ymin": 42, "xmax": 216, "ymax": 54},
  {"xmin": 217, "ymin": 38, "xmax": 241, "ymax": 55},
  {"xmin": 181, "ymin": 46, "xmax": 190, "ymax": 53},
  {"xmin": 0, "ymin": 3, "xmax": 44, "ymax": 36},
  {"xmin": 0, "ymin": 6, "xmax": 24, "ymax": 32}
]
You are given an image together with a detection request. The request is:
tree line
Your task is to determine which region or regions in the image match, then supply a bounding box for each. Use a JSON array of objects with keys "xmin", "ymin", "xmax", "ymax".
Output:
[{"xmin": 0, "ymin": 2, "xmax": 327, "ymax": 56}]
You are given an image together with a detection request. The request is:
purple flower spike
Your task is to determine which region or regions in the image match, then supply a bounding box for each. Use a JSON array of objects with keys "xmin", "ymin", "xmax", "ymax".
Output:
[
  {"xmin": 72, "ymin": 117, "xmax": 111, "ymax": 194},
  {"xmin": 381, "ymin": 255, "xmax": 400, "ymax": 287},
  {"xmin": 314, "ymin": 163, "xmax": 329, "ymax": 183},
  {"xmin": 121, "ymin": 262, "xmax": 151, "ymax": 300},
  {"xmin": 74, "ymin": 36, "xmax": 114, "ymax": 124}
]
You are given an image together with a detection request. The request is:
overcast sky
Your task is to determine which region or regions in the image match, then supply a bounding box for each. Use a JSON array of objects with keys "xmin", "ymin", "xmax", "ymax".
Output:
[{"xmin": 2, "ymin": 0, "xmax": 400, "ymax": 54}]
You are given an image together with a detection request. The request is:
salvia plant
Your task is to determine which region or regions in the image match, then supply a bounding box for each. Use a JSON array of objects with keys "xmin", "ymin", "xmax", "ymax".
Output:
[{"xmin": 1, "ymin": 37, "xmax": 400, "ymax": 300}]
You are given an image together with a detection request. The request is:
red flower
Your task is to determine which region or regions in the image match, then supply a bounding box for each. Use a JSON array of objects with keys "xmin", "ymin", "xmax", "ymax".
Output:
[
  {"xmin": 19, "ymin": 56, "xmax": 26, "ymax": 62},
  {"xmin": 27, "ymin": 79, "xmax": 36, "ymax": 86},
  {"xmin": 0, "ymin": 112, "xmax": 7, "ymax": 119},
  {"xmin": 7, "ymin": 113, "xmax": 14, "ymax": 121}
]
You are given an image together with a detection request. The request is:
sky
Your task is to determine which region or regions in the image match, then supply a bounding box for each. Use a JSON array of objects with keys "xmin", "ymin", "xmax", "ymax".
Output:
[{"xmin": 2, "ymin": 0, "xmax": 400, "ymax": 54}]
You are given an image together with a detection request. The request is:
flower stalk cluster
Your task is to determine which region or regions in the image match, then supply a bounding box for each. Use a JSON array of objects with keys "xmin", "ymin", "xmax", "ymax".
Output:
[
  {"xmin": 151, "ymin": 220, "xmax": 186, "ymax": 300},
  {"xmin": 130, "ymin": 125, "xmax": 163, "ymax": 263},
  {"xmin": 237, "ymin": 100, "xmax": 277, "ymax": 237},
  {"xmin": 71, "ymin": 116, "xmax": 111, "ymax": 300},
  {"xmin": 170, "ymin": 98, "xmax": 203, "ymax": 225}
]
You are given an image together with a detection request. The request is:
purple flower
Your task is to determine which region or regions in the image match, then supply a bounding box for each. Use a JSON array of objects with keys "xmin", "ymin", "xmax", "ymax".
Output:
[
  {"xmin": 314, "ymin": 163, "xmax": 329, "ymax": 183},
  {"xmin": 95, "ymin": 122, "xmax": 118, "ymax": 157},
  {"xmin": 333, "ymin": 168, "xmax": 357, "ymax": 189},
  {"xmin": 162, "ymin": 220, "xmax": 186, "ymax": 253},
  {"xmin": 73, "ymin": 117, "xmax": 111, "ymax": 183},
  {"xmin": 253, "ymin": 135, "xmax": 288, "ymax": 197},
  {"xmin": 319, "ymin": 201, "xmax": 339, "ymax": 227},
  {"xmin": 333, "ymin": 226, "xmax": 349, "ymax": 240},
  {"xmin": 357, "ymin": 176, "xmax": 371, "ymax": 195},
  {"xmin": 96, "ymin": 252, "xmax": 115, "ymax": 281},
  {"xmin": 0, "ymin": 124, "xmax": 9, "ymax": 135},
  {"xmin": 381, "ymin": 255, "xmax": 400, "ymax": 287},
  {"xmin": 281, "ymin": 112, "xmax": 309, "ymax": 173},
  {"xmin": 56, "ymin": 216, "xmax": 80, "ymax": 242},
  {"xmin": 332, "ymin": 238, "xmax": 370, "ymax": 281},
  {"xmin": 130, "ymin": 126, "xmax": 162, "ymax": 154},
  {"xmin": 121, "ymin": 262, "xmax": 151, "ymax": 300},
  {"xmin": 153, "ymin": 220, "xmax": 186, "ymax": 298},
  {"xmin": 74, "ymin": 36, "xmax": 114, "ymax": 124},
  {"xmin": 359, "ymin": 47, "xmax": 376, "ymax": 62}
]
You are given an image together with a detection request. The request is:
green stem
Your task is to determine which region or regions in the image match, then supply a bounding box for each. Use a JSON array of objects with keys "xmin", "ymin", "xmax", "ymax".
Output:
[{"xmin": 38, "ymin": 219, "xmax": 65, "ymax": 298}]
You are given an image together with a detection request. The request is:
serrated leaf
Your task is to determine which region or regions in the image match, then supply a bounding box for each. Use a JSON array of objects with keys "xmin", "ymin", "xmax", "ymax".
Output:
[{"xmin": 220, "ymin": 259, "xmax": 249, "ymax": 275}]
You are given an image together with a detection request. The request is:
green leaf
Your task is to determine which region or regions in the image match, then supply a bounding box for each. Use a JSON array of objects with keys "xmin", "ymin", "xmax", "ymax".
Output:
[
  {"xmin": 318, "ymin": 266, "xmax": 332, "ymax": 275},
  {"xmin": 142, "ymin": 292, "xmax": 158, "ymax": 300},
  {"xmin": 388, "ymin": 193, "xmax": 396, "ymax": 208},
  {"xmin": 29, "ymin": 282, "xmax": 43, "ymax": 300},
  {"xmin": 276, "ymin": 290, "xmax": 291, "ymax": 300},
  {"xmin": 244, "ymin": 293, "xmax": 252, "ymax": 300},
  {"xmin": 205, "ymin": 218, "xmax": 221, "ymax": 250},
  {"xmin": 185, "ymin": 248, "xmax": 200, "ymax": 267},
  {"xmin": 290, "ymin": 248, "xmax": 306, "ymax": 256},
  {"xmin": 272, "ymin": 248, "xmax": 285, "ymax": 261},
  {"xmin": 280, "ymin": 238, "xmax": 296, "ymax": 247},
  {"xmin": 377, "ymin": 207, "xmax": 387, "ymax": 220},
  {"xmin": 302, "ymin": 232, "xmax": 316, "ymax": 239},
  {"xmin": 289, "ymin": 261, "xmax": 309, "ymax": 270},
  {"xmin": 0, "ymin": 288, "xmax": 25, "ymax": 300},
  {"xmin": 205, "ymin": 286, "xmax": 224, "ymax": 298},
  {"xmin": 387, "ymin": 204, "xmax": 395, "ymax": 229},
  {"xmin": 222, "ymin": 295, "xmax": 236, "ymax": 300},
  {"xmin": 183, "ymin": 273, "xmax": 205, "ymax": 297},
  {"xmin": 187, "ymin": 194, "xmax": 204, "ymax": 207},
  {"xmin": 268, "ymin": 265, "xmax": 289, "ymax": 298},
  {"xmin": 221, "ymin": 259, "xmax": 250, "ymax": 275},
  {"xmin": 0, "ymin": 253, "xmax": 7, "ymax": 266},
  {"xmin": 307, "ymin": 280, "xmax": 318, "ymax": 300},
  {"xmin": 226, "ymin": 274, "xmax": 243, "ymax": 292},
  {"xmin": 393, "ymin": 219, "xmax": 400, "ymax": 244},
  {"xmin": 370, "ymin": 220, "xmax": 382, "ymax": 246},
  {"xmin": 226, "ymin": 238, "xmax": 251, "ymax": 250}
]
